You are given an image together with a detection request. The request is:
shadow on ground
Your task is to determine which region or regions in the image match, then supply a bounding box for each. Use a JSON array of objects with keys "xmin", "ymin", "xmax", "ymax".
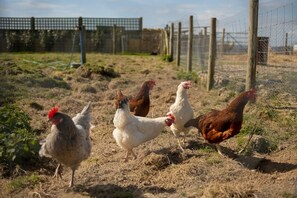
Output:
[{"xmin": 75, "ymin": 183, "xmax": 175, "ymax": 198}]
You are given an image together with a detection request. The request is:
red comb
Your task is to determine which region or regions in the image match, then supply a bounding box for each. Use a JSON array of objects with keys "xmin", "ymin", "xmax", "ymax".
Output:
[
  {"xmin": 149, "ymin": 80, "xmax": 156, "ymax": 86},
  {"xmin": 48, "ymin": 107, "xmax": 59, "ymax": 119},
  {"xmin": 167, "ymin": 113, "xmax": 175, "ymax": 121}
]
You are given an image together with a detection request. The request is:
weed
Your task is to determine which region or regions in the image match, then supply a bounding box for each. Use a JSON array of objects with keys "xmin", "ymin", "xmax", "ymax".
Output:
[
  {"xmin": 177, "ymin": 70, "xmax": 199, "ymax": 83},
  {"xmin": 162, "ymin": 54, "xmax": 173, "ymax": 62},
  {"xmin": 197, "ymin": 145, "xmax": 214, "ymax": 153},
  {"xmin": 205, "ymin": 155, "xmax": 222, "ymax": 165},
  {"xmin": 0, "ymin": 104, "xmax": 39, "ymax": 175},
  {"xmin": 266, "ymin": 108, "xmax": 278, "ymax": 120},
  {"xmin": 6, "ymin": 173, "xmax": 41, "ymax": 192},
  {"xmin": 281, "ymin": 192, "xmax": 297, "ymax": 198},
  {"xmin": 240, "ymin": 124, "xmax": 265, "ymax": 136}
]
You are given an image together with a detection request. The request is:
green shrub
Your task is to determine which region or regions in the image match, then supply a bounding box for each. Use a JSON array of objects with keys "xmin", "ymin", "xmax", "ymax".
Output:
[
  {"xmin": 162, "ymin": 54, "xmax": 173, "ymax": 62},
  {"xmin": 177, "ymin": 70, "xmax": 199, "ymax": 83},
  {"xmin": 0, "ymin": 104, "xmax": 39, "ymax": 171}
]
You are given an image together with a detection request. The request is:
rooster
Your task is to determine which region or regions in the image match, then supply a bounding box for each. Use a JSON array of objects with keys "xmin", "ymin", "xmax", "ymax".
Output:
[
  {"xmin": 39, "ymin": 102, "xmax": 92, "ymax": 187},
  {"xmin": 167, "ymin": 81, "xmax": 194, "ymax": 151},
  {"xmin": 113, "ymin": 96, "xmax": 175, "ymax": 162},
  {"xmin": 128, "ymin": 80, "xmax": 156, "ymax": 117},
  {"xmin": 184, "ymin": 89, "xmax": 256, "ymax": 155}
]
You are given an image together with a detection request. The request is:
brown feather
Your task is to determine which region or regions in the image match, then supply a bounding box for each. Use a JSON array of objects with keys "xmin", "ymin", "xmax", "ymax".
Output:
[{"xmin": 193, "ymin": 89, "xmax": 256, "ymax": 144}]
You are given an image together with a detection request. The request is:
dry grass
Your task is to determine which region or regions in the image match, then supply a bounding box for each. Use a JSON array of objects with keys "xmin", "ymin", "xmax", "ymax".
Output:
[{"xmin": 0, "ymin": 52, "xmax": 297, "ymax": 197}]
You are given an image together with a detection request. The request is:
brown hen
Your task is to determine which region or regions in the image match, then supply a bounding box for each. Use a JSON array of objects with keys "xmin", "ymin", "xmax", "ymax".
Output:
[
  {"xmin": 117, "ymin": 80, "xmax": 155, "ymax": 117},
  {"xmin": 184, "ymin": 88, "xmax": 256, "ymax": 155}
]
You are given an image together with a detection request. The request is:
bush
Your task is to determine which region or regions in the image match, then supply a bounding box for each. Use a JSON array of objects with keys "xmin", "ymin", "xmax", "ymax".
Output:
[
  {"xmin": 0, "ymin": 104, "xmax": 39, "ymax": 172},
  {"xmin": 162, "ymin": 54, "xmax": 173, "ymax": 62},
  {"xmin": 177, "ymin": 70, "xmax": 199, "ymax": 83}
]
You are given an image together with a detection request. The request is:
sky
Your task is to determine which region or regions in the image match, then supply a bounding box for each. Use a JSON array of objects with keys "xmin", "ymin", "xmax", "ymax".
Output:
[{"xmin": 0, "ymin": 0, "xmax": 292, "ymax": 28}]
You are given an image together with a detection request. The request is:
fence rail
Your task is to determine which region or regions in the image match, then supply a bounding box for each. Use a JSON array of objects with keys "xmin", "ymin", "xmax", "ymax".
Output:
[{"xmin": 0, "ymin": 17, "xmax": 142, "ymax": 31}]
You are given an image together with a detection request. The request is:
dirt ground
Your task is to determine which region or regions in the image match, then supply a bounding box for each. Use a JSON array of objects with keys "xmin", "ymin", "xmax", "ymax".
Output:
[{"xmin": 1, "ymin": 53, "xmax": 297, "ymax": 198}]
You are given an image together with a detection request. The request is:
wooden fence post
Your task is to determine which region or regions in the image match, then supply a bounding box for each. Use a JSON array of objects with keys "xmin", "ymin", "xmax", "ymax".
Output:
[
  {"xmin": 30, "ymin": 17, "xmax": 35, "ymax": 30},
  {"xmin": 187, "ymin": 15, "xmax": 193, "ymax": 72},
  {"xmin": 221, "ymin": 28, "xmax": 225, "ymax": 56},
  {"xmin": 164, "ymin": 24, "xmax": 169, "ymax": 56},
  {"xmin": 113, "ymin": 24, "xmax": 117, "ymax": 54},
  {"xmin": 78, "ymin": 16, "xmax": 83, "ymax": 28},
  {"xmin": 207, "ymin": 18, "xmax": 217, "ymax": 91},
  {"xmin": 176, "ymin": 22, "xmax": 181, "ymax": 67},
  {"xmin": 285, "ymin": 32, "xmax": 289, "ymax": 55},
  {"xmin": 169, "ymin": 23, "xmax": 174, "ymax": 60},
  {"xmin": 246, "ymin": 0, "xmax": 259, "ymax": 90},
  {"xmin": 202, "ymin": 27, "xmax": 208, "ymax": 69},
  {"xmin": 30, "ymin": 17, "xmax": 35, "ymax": 52},
  {"xmin": 139, "ymin": 17, "xmax": 143, "ymax": 52},
  {"xmin": 139, "ymin": 17, "xmax": 143, "ymax": 32}
]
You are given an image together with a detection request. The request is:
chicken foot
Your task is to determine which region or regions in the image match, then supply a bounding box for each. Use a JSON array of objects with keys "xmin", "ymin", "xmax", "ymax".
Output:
[
  {"xmin": 53, "ymin": 163, "xmax": 62, "ymax": 179},
  {"xmin": 124, "ymin": 150, "xmax": 137, "ymax": 162},
  {"xmin": 177, "ymin": 138, "xmax": 185, "ymax": 152}
]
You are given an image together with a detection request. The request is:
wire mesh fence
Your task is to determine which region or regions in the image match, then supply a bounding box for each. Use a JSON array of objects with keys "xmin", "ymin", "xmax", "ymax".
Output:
[
  {"xmin": 166, "ymin": 0, "xmax": 297, "ymax": 120},
  {"xmin": 0, "ymin": 17, "xmax": 157, "ymax": 54},
  {"xmin": 170, "ymin": 0, "xmax": 297, "ymax": 79}
]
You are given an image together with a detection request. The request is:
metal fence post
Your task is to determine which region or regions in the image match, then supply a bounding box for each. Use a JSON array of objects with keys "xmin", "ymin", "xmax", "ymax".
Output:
[
  {"xmin": 207, "ymin": 18, "xmax": 217, "ymax": 91},
  {"xmin": 246, "ymin": 0, "xmax": 259, "ymax": 90},
  {"xmin": 80, "ymin": 25, "xmax": 86, "ymax": 64}
]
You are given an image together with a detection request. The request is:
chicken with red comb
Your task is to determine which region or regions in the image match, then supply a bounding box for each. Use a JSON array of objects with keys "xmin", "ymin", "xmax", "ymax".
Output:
[
  {"xmin": 184, "ymin": 89, "xmax": 256, "ymax": 155},
  {"xmin": 167, "ymin": 81, "xmax": 194, "ymax": 151},
  {"xmin": 113, "ymin": 96, "xmax": 175, "ymax": 161},
  {"xmin": 39, "ymin": 102, "xmax": 92, "ymax": 187}
]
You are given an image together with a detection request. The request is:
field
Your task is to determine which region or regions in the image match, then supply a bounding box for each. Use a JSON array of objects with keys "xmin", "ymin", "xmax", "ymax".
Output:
[{"xmin": 0, "ymin": 52, "xmax": 297, "ymax": 198}]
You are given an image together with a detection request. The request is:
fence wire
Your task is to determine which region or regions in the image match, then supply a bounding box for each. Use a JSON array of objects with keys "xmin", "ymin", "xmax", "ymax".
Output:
[
  {"xmin": 169, "ymin": 1, "xmax": 297, "ymax": 125},
  {"xmin": 0, "ymin": 17, "xmax": 147, "ymax": 54}
]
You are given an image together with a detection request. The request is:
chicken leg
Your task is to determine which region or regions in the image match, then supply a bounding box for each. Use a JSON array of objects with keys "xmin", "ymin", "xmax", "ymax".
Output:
[
  {"xmin": 53, "ymin": 163, "xmax": 62, "ymax": 179},
  {"xmin": 215, "ymin": 144, "xmax": 223, "ymax": 156},
  {"xmin": 124, "ymin": 150, "xmax": 137, "ymax": 162},
  {"xmin": 69, "ymin": 169, "xmax": 75, "ymax": 187}
]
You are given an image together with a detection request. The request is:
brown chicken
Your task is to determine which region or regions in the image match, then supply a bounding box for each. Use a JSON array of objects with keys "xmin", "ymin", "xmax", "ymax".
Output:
[
  {"xmin": 184, "ymin": 88, "xmax": 256, "ymax": 155},
  {"xmin": 119, "ymin": 80, "xmax": 155, "ymax": 117}
]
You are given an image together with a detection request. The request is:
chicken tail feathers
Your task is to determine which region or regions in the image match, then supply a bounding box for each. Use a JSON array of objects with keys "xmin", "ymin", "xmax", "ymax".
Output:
[
  {"xmin": 81, "ymin": 101, "xmax": 92, "ymax": 116},
  {"xmin": 72, "ymin": 102, "xmax": 92, "ymax": 133},
  {"xmin": 184, "ymin": 118, "xmax": 199, "ymax": 128}
]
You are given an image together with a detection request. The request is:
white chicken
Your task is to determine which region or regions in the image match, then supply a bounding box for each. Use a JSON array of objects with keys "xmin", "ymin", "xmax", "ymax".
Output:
[
  {"xmin": 39, "ymin": 102, "xmax": 92, "ymax": 187},
  {"xmin": 113, "ymin": 97, "xmax": 175, "ymax": 162},
  {"xmin": 168, "ymin": 81, "xmax": 194, "ymax": 151}
]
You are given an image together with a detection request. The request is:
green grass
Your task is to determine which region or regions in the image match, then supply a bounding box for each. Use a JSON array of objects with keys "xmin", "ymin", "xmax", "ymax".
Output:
[
  {"xmin": 6, "ymin": 174, "xmax": 41, "ymax": 192},
  {"xmin": 196, "ymin": 145, "xmax": 214, "ymax": 153},
  {"xmin": 205, "ymin": 155, "xmax": 223, "ymax": 165},
  {"xmin": 0, "ymin": 53, "xmax": 74, "ymax": 104}
]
